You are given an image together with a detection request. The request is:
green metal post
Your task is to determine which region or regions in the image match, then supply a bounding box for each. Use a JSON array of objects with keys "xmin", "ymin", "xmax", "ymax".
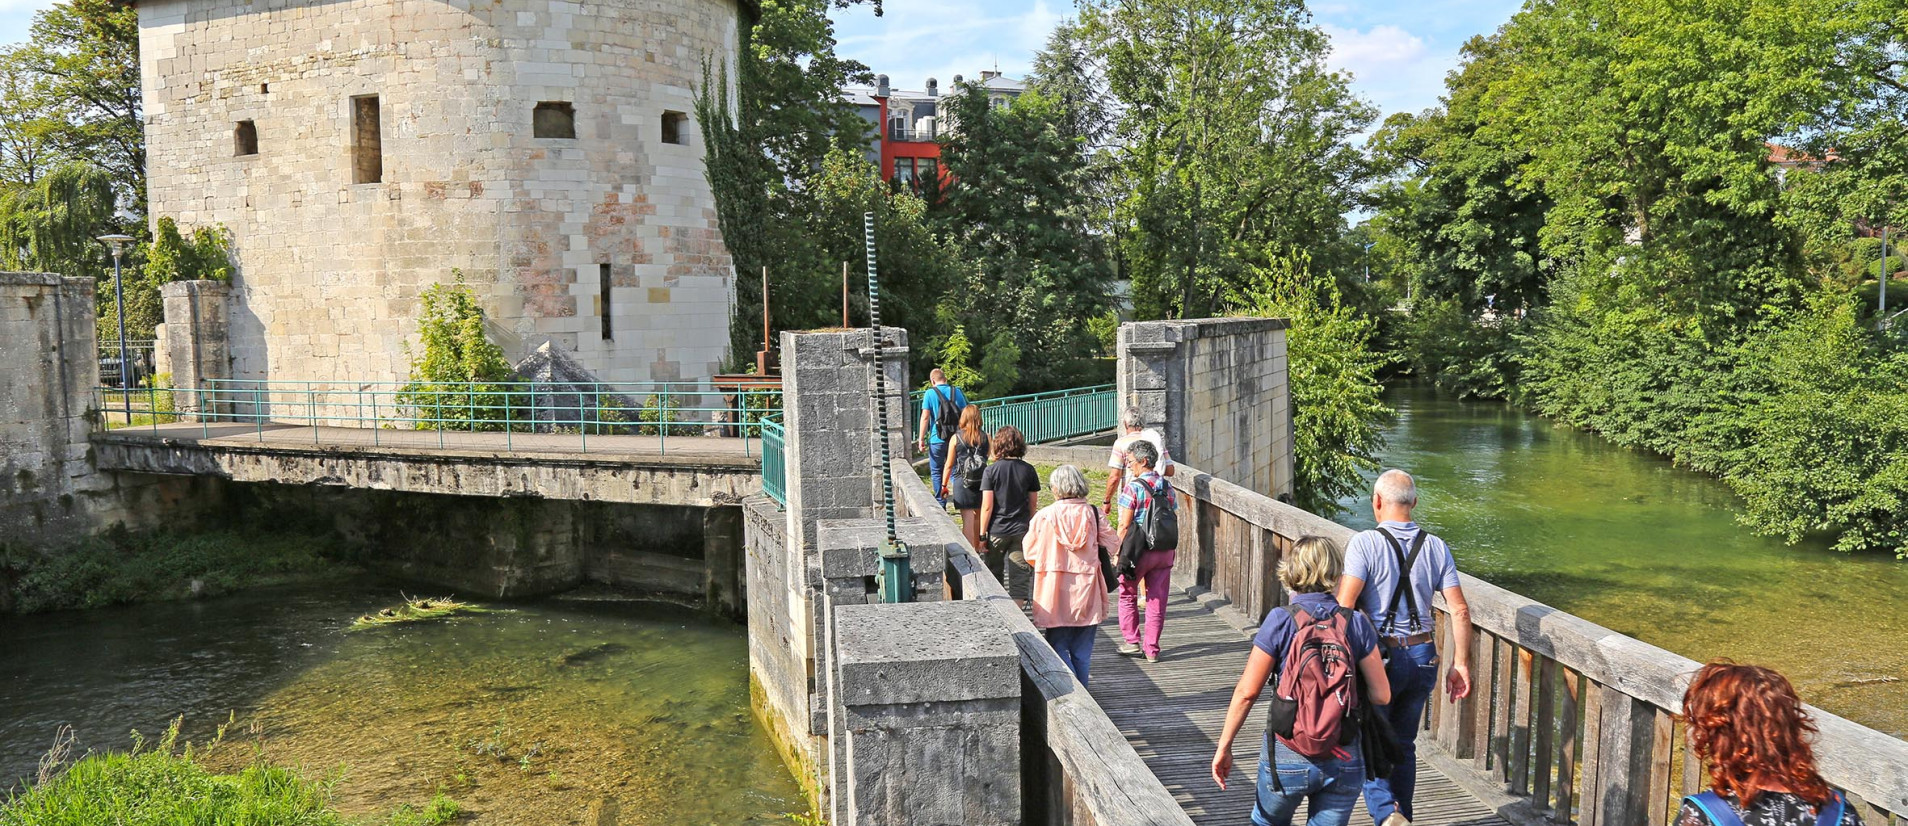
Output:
[{"xmin": 863, "ymin": 211, "xmax": 910, "ymax": 603}]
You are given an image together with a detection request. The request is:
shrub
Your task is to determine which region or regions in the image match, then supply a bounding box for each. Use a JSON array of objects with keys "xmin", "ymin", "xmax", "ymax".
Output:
[{"xmin": 399, "ymin": 274, "xmax": 518, "ymax": 431}]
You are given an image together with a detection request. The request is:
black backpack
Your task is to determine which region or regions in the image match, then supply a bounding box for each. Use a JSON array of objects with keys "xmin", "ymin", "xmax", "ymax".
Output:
[
  {"xmin": 931, "ymin": 385, "xmax": 962, "ymax": 441},
  {"xmin": 954, "ymin": 440, "xmax": 987, "ymax": 490},
  {"xmin": 1140, "ymin": 476, "xmax": 1180, "ymax": 552}
]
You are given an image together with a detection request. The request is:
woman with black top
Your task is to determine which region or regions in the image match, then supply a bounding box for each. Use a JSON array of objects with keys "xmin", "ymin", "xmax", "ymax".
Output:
[
  {"xmin": 941, "ymin": 405, "xmax": 991, "ymax": 552},
  {"xmin": 979, "ymin": 425, "xmax": 1040, "ymax": 609}
]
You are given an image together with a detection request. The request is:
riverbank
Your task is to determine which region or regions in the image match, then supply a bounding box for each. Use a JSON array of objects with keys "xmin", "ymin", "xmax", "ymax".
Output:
[
  {"xmin": 1337, "ymin": 385, "xmax": 1908, "ymax": 738},
  {"xmin": 0, "ymin": 525, "xmax": 352, "ymax": 614}
]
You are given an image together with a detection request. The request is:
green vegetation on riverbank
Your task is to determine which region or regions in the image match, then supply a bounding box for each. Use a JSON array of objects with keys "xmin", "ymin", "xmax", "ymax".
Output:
[
  {"xmin": 0, "ymin": 525, "xmax": 349, "ymax": 614},
  {"xmin": 0, "ymin": 723, "xmax": 458, "ymax": 826}
]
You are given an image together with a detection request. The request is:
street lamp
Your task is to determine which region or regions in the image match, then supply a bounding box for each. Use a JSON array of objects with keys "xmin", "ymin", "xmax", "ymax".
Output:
[
  {"xmin": 1363, "ymin": 241, "xmax": 1376, "ymax": 283},
  {"xmin": 97, "ymin": 233, "xmax": 135, "ymax": 423}
]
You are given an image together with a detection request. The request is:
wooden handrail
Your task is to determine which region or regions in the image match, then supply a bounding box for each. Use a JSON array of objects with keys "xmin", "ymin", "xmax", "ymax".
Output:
[{"xmin": 1170, "ymin": 463, "xmax": 1908, "ymax": 824}]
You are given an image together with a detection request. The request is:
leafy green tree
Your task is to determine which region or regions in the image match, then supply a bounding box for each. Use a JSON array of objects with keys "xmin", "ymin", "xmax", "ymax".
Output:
[
  {"xmin": 0, "ymin": 162, "xmax": 118, "ymax": 278},
  {"xmin": 934, "ymin": 82, "xmax": 1115, "ymax": 391},
  {"xmin": 401, "ymin": 276, "xmax": 517, "ymax": 431},
  {"xmin": 1223, "ymin": 250, "xmax": 1391, "ymax": 512},
  {"xmin": 108, "ymin": 217, "xmax": 233, "ymax": 341},
  {"xmin": 1080, "ymin": 0, "xmax": 1377, "ymax": 320},
  {"xmin": 695, "ymin": 0, "xmax": 873, "ymax": 366},
  {"xmin": 8, "ymin": 0, "xmax": 143, "ymax": 216}
]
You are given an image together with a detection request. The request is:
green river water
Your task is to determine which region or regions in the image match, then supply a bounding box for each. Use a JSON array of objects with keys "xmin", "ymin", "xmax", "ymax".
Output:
[
  {"xmin": 0, "ymin": 583, "xmax": 806, "ymax": 823},
  {"xmin": 1334, "ymin": 385, "xmax": 1908, "ymax": 739}
]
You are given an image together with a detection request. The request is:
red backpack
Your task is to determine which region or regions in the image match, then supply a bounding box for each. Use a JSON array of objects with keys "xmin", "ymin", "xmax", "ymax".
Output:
[{"xmin": 1267, "ymin": 603, "xmax": 1361, "ymax": 757}]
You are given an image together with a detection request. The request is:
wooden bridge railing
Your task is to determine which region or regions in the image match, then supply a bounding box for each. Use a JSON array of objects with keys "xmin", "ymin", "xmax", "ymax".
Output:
[
  {"xmin": 890, "ymin": 458, "xmax": 1195, "ymax": 826},
  {"xmin": 1170, "ymin": 464, "xmax": 1908, "ymax": 826}
]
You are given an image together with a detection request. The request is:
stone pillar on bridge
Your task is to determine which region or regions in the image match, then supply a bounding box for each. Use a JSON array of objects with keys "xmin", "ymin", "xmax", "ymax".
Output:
[
  {"xmin": 0, "ymin": 272, "xmax": 112, "ymax": 553},
  {"xmin": 1117, "ymin": 317, "xmax": 1294, "ymax": 501},
  {"xmin": 758, "ymin": 325, "xmax": 910, "ymax": 814},
  {"xmin": 160, "ymin": 280, "xmax": 231, "ymax": 417},
  {"xmin": 828, "ymin": 592, "xmax": 1019, "ymax": 825}
]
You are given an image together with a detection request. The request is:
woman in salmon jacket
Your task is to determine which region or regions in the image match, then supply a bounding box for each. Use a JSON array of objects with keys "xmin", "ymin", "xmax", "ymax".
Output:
[{"xmin": 1022, "ymin": 464, "xmax": 1119, "ymax": 685}]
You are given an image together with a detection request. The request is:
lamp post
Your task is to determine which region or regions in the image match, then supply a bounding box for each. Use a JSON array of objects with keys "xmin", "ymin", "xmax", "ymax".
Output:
[
  {"xmin": 98, "ymin": 233, "xmax": 135, "ymax": 423},
  {"xmin": 1881, "ymin": 223, "xmax": 1891, "ymax": 320},
  {"xmin": 1363, "ymin": 241, "xmax": 1376, "ymax": 283}
]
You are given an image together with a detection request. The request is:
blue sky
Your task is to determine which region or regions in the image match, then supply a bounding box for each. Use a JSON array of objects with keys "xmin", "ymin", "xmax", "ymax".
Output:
[{"xmin": 0, "ymin": 0, "xmax": 1523, "ymax": 126}]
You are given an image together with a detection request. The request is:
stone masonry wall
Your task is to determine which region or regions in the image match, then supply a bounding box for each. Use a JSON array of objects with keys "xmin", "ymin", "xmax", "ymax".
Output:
[
  {"xmin": 1118, "ymin": 318, "xmax": 1293, "ymax": 500},
  {"xmin": 139, "ymin": 0, "xmax": 741, "ymax": 385},
  {"xmin": 0, "ymin": 273, "xmax": 110, "ymax": 545}
]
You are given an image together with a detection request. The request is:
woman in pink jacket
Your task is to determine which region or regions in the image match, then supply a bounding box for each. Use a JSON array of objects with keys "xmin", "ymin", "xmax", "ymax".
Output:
[{"xmin": 1023, "ymin": 464, "xmax": 1119, "ymax": 685}]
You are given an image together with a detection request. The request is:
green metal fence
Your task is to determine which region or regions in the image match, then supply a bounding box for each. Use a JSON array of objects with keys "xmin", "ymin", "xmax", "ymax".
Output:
[
  {"xmin": 912, "ymin": 383, "xmax": 1118, "ymax": 445},
  {"xmin": 93, "ymin": 379, "xmax": 782, "ymax": 457},
  {"xmin": 760, "ymin": 413, "xmax": 787, "ymax": 506}
]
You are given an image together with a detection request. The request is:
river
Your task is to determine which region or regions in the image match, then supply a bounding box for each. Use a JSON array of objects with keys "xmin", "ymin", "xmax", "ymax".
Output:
[
  {"xmin": 1333, "ymin": 385, "xmax": 1908, "ymax": 739},
  {"xmin": 0, "ymin": 581, "xmax": 806, "ymax": 823}
]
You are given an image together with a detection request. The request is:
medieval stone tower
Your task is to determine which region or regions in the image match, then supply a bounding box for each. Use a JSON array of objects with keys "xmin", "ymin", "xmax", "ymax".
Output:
[{"xmin": 137, "ymin": 0, "xmax": 742, "ymax": 385}]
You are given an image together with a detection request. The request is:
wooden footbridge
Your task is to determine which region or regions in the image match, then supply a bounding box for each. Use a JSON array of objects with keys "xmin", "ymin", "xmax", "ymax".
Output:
[{"xmin": 890, "ymin": 453, "xmax": 1908, "ymax": 826}]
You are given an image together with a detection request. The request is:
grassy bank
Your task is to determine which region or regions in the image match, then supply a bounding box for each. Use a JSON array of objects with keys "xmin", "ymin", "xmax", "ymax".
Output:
[
  {"xmin": 0, "ymin": 526, "xmax": 351, "ymax": 614},
  {"xmin": 0, "ymin": 723, "xmax": 458, "ymax": 826}
]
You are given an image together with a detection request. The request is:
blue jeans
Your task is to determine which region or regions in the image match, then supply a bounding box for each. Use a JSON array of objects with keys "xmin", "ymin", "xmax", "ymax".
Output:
[
  {"xmin": 1043, "ymin": 625, "xmax": 1096, "ymax": 685},
  {"xmin": 927, "ymin": 441, "xmax": 949, "ymax": 506},
  {"xmin": 1253, "ymin": 736, "xmax": 1365, "ymax": 826},
  {"xmin": 1364, "ymin": 641, "xmax": 1439, "ymax": 823}
]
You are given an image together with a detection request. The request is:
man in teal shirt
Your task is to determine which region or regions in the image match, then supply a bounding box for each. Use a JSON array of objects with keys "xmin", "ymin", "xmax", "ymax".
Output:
[{"xmin": 916, "ymin": 368, "xmax": 968, "ymax": 509}]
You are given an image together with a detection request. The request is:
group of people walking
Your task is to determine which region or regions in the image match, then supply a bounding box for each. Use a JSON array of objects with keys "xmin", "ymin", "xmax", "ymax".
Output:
[{"xmin": 919, "ymin": 372, "xmax": 1859, "ymax": 826}]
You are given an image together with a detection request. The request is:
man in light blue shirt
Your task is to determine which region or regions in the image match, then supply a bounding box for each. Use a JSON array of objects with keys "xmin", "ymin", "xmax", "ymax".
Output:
[{"xmin": 1336, "ymin": 469, "xmax": 1474, "ymax": 826}]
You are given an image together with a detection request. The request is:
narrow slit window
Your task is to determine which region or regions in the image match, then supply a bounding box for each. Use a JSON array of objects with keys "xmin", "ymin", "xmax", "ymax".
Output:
[
  {"xmin": 661, "ymin": 111, "xmax": 688, "ymax": 145},
  {"xmin": 234, "ymin": 120, "xmax": 258, "ymax": 156},
  {"xmin": 600, "ymin": 263, "xmax": 613, "ymax": 340},
  {"xmin": 534, "ymin": 102, "xmax": 575, "ymax": 139},
  {"xmin": 351, "ymin": 95, "xmax": 382, "ymax": 184}
]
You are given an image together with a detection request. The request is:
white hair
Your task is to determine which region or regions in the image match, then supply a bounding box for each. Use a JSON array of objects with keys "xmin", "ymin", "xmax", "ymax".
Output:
[
  {"xmin": 1374, "ymin": 469, "xmax": 1418, "ymax": 507},
  {"xmin": 1050, "ymin": 465, "xmax": 1090, "ymax": 500},
  {"xmin": 1120, "ymin": 406, "xmax": 1144, "ymax": 431}
]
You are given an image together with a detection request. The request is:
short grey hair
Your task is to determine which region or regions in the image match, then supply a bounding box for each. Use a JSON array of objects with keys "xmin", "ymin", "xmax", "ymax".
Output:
[
  {"xmin": 1050, "ymin": 464, "xmax": 1090, "ymax": 499},
  {"xmin": 1374, "ymin": 469, "xmax": 1418, "ymax": 507},
  {"xmin": 1128, "ymin": 439, "xmax": 1159, "ymax": 469},
  {"xmin": 1120, "ymin": 405, "xmax": 1144, "ymax": 431}
]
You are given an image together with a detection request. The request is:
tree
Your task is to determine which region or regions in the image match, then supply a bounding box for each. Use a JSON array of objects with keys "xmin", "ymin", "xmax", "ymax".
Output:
[
  {"xmin": 0, "ymin": 162, "xmax": 117, "ymax": 279},
  {"xmin": 401, "ymin": 275, "xmax": 517, "ymax": 431},
  {"xmin": 934, "ymin": 82, "xmax": 1116, "ymax": 391},
  {"xmin": 696, "ymin": 0, "xmax": 873, "ymax": 367},
  {"xmin": 109, "ymin": 217, "xmax": 232, "ymax": 341},
  {"xmin": 1223, "ymin": 250, "xmax": 1390, "ymax": 513},
  {"xmin": 1080, "ymin": 0, "xmax": 1377, "ymax": 320},
  {"xmin": 9, "ymin": 0, "xmax": 143, "ymax": 217}
]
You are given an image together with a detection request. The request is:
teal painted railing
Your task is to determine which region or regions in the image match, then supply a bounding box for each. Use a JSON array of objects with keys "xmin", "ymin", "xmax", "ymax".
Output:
[
  {"xmin": 913, "ymin": 383, "xmax": 1118, "ymax": 445},
  {"xmin": 760, "ymin": 413, "xmax": 787, "ymax": 506},
  {"xmin": 94, "ymin": 379, "xmax": 782, "ymax": 457}
]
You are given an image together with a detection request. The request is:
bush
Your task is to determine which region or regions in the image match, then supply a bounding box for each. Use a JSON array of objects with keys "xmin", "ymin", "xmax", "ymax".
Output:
[
  {"xmin": 400, "ymin": 274, "xmax": 518, "ymax": 432},
  {"xmin": 0, "ymin": 527, "xmax": 343, "ymax": 614},
  {"xmin": 1397, "ymin": 297, "xmax": 1519, "ymax": 399}
]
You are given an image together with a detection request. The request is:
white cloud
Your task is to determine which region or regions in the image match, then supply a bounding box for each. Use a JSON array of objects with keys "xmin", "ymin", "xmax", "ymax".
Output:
[{"xmin": 1319, "ymin": 23, "xmax": 1453, "ymax": 121}]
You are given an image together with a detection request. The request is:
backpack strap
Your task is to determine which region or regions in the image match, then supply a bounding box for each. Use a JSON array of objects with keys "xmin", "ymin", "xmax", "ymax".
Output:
[
  {"xmin": 1684, "ymin": 792, "xmax": 1749, "ymax": 826},
  {"xmin": 1376, "ymin": 529, "xmax": 1431, "ymax": 635},
  {"xmin": 1816, "ymin": 791, "xmax": 1845, "ymax": 826}
]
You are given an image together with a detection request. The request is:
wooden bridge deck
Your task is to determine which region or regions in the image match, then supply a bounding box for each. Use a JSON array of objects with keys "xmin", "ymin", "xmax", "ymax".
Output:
[{"xmin": 1086, "ymin": 587, "xmax": 1510, "ymax": 826}]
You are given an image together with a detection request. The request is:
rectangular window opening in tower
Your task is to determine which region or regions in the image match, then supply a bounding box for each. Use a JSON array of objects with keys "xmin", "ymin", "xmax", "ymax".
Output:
[
  {"xmin": 535, "ymin": 102, "xmax": 576, "ymax": 139},
  {"xmin": 351, "ymin": 95, "xmax": 382, "ymax": 184},
  {"xmin": 600, "ymin": 263, "xmax": 613, "ymax": 341},
  {"xmin": 234, "ymin": 120, "xmax": 258, "ymax": 156},
  {"xmin": 661, "ymin": 111, "xmax": 688, "ymax": 145}
]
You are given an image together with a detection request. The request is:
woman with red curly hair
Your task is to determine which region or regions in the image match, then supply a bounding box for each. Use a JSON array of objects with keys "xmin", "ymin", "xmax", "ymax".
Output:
[{"xmin": 1677, "ymin": 661, "xmax": 1861, "ymax": 826}]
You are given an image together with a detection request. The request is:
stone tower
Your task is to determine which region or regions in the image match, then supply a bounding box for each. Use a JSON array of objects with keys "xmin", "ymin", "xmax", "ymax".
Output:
[{"xmin": 137, "ymin": 0, "xmax": 743, "ymax": 384}]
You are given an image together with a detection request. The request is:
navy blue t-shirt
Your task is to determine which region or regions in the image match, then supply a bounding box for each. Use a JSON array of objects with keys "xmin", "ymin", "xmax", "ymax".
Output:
[{"xmin": 1252, "ymin": 592, "xmax": 1380, "ymax": 673}]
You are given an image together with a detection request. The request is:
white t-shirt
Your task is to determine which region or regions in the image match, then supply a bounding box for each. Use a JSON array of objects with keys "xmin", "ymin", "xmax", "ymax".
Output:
[{"xmin": 1108, "ymin": 428, "xmax": 1173, "ymax": 472}]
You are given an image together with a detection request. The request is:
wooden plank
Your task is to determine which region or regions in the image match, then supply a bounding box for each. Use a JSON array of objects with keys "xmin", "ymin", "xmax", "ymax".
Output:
[
  {"xmin": 1470, "ymin": 630, "xmax": 1497, "ymax": 771},
  {"xmin": 1576, "ymin": 673, "xmax": 1601, "ymax": 826},
  {"xmin": 1492, "ymin": 635, "xmax": 1516, "ymax": 785},
  {"xmin": 1511, "ymin": 646, "xmax": 1536, "ymax": 794},
  {"xmin": 1647, "ymin": 708, "xmax": 1675, "ymax": 826},
  {"xmin": 1680, "ymin": 724, "xmax": 1702, "ymax": 797},
  {"xmin": 1589, "ymin": 683, "xmax": 1654, "ymax": 826},
  {"xmin": 1433, "ymin": 612, "xmax": 1453, "ymax": 738},
  {"xmin": 1533, "ymin": 655, "xmax": 1558, "ymax": 810}
]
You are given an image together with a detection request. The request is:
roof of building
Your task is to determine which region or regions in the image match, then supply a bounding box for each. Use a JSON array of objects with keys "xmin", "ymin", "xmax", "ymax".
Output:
[{"xmin": 843, "ymin": 72, "xmax": 1028, "ymax": 106}]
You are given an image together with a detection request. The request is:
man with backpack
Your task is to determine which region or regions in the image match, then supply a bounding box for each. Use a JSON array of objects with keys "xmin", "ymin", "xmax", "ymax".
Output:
[
  {"xmin": 1336, "ymin": 469, "xmax": 1474, "ymax": 826},
  {"xmin": 1115, "ymin": 440, "xmax": 1178, "ymax": 663},
  {"xmin": 1211, "ymin": 534, "xmax": 1392, "ymax": 826},
  {"xmin": 916, "ymin": 369, "xmax": 968, "ymax": 510}
]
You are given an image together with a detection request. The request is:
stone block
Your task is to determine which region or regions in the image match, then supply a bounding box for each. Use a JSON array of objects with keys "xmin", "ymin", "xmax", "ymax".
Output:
[{"xmin": 832, "ymin": 600, "xmax": 1018, "ymax": 708}]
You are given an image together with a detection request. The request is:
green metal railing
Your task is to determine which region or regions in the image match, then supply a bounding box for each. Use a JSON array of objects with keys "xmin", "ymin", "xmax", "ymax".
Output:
[
  {"xmin": 94, "ymin": 379, "xmax": 782, "ymax": 456},
  {"xmin": 760, "ymin": 412, "xmax": 787, "ymax": 506},
  {"xmin": 913, "ymin": 383, "xmax": 1118, "ymax": 445}
]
